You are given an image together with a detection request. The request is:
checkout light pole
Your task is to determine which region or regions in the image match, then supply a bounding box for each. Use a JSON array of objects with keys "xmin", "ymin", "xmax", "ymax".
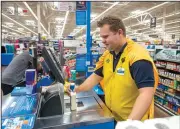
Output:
[{"xmin": 86, "ymin": 1, "xmax": 92, "ymax": 77}]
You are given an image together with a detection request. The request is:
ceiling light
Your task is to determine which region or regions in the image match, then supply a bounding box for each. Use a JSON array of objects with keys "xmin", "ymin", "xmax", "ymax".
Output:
[
  {"xmin": 2, "ymin": 25, "xmax": 25, "ymax": 34},
  {"xmin": 131, "ymin": 10, "xmax": 144, "ymax": 15},
  {"xmin": 123, "ymin": 2, "xmax": 169, "ymax": 21},
  {"xmin": 166, "ymin": 20, "xmax": 180, "ymax": 25},
  {"xmin": 55, "ymin": 17, "xmax": 64, "ymax": 21},
  {"xmin": 91, "ymin": 13, "xmax": 98, "ymax": 18},
  {"xmin": 165, "ymin": 30, "xmax": 180, "ymax": 33},
  {"xmin": 91, "ymin": 2, "xmax": 119, "ymax": 23},
  {"xmin": 7, "ymin": 6, "xmax": 14, "ymax": 14},
  {"xmin": 8, "ymin": 6, "xmax": 14, "ymax": 10},
  {"xmin": 23, "ymin": 2, "xmax": 50, "ymax": 36},
  {"xmin": 18, "ymin": 7, "xmax": 24, "ymax": 15},
  {"xmin": 165, "ymin": 26, "xmax": 180, "ymax": 30},
  {"xmin": 56, "ymin": 25, "xmax": 62, "ymax": 28},
  {"xmin": 2, "ymin": 29, "xmax": 7, "ymax": 32},
  {"xmin": 25, "ymin": 20, "xmax": 35, "ymax": 26},
  {"xmin": 60, "ymin": 11, "xmax": 69, "ymax": 37},
  {"xmin": 18, "ymin": 28, "xmax": 24, "ymax": 31},
  {"xmin": 158, "ymin": 12, "xmax": 180, "ymax": 20},
  {"xmin": 2, "ymin": 13, "xmax": 37, "ymax": 35},
  {"xmin": 56, "ymin": 29, "xmax": 62, "ymax": 32},
  {"xmin": 53, "ymin": 2, "xmax": 59, "ymax": 8},
  {"xmin": 143, "ymin": 20, "xmax": 149, "ymax": 23},
  {"xmin": 5, "ymin": 22, "xmax": 14, "ymax": 27}
]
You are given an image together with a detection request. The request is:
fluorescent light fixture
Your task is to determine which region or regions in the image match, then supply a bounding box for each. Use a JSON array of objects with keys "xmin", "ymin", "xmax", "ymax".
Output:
[
  {"xmin": 25, "ymin": 20, "xmax": 35, "ymax": 26},
  {"xmin": 158, "ymin": 12, "xmax": 180, "ymax": 20},
  {"xmin": 2, "ymin": 29, "xmax": 7, "ymax": 32},
  {"xmin": 23, "ymin": 2, "xmax": 49, "ymax": 35},
  {"xmin": 91, "ymin": 13, "xmax": 98, "ymax": 18},
  {"xmin": 128, "ymin": 15, "xmax": 180, "ymax": 32},
  {"xmin": 18, "ymin": 7, "xmax": 24, "ymax": 15},
  {"xmin": 42, "ymin": 33, "xmax": 47, "ymax": 36},
  {"xmin": 53, "ymin": 2, "xmax": 59, "ymax": 8},
  {"xmin": 56, "ymin": 29, "xmax": 62, "ymax": 31},
  {"xmin": 156, "ymin": 28, "xmax": 163, "ymax": 32},
  {"xmin": 55, "ymin": 17, "xmax": 64, "ymax": 21},
  {"xmin": 165, "ymin": 26, "xmax": 180, "ymax": 30},
  {"xmin": 131, "ymin": 10, "xmax": 144, "ymax": 15},
  {"xmin": 18, "ymin": 28, "xmax": 24, "ymax": 31},
  {"xmin": 123, "ymin": 2, "xmax": 169, "ymax": 21},
  {"xmin": 2, "ymin": 13, "xmax": 37, "ymax": 35},
  {"xmin": 73, "ymin": 2, "xmax": 119, "ymax": 36},
  {"xmin": 18, "ymin": 7, "xmax": 22, "ymax": 12},
  {"xmin": 136, "ymin": 27, "xmax": 149, "ymax": 31},
  {"xmin": 165, "ymin": 30, "xmax": 180, "ymax": 33},
  {"xmin": 2, "ymin": 25, "xmax": 25, "ymax": 34},
  {"xmin": 143, "ymin": 20, "xmax": 150, "ymax": 24},
  {"xmin": 7, "ymin": 6, "xmax": 14, "ymax": 14},
  {"xmin": 5, "ymin": 22, "xmax": 14, "ymax": 27},
  {"xmin": 166, "ymin": 20, "xmax": 180, "ymax": 25},
  {"xmin": 56, "ymin": 25, "xmax": 62, "ymax": 28},
  {"xmin": 60, "ymin": 11, "xmax": 69, "ymax": 37},
  {"xmin": 11, "ymin": 32, "xmax": 17, "ymax": 35},
  {"xmin": 91, "ymin": 2, "xmax": 119, "ymax": 23},
  {"xmin": 8, "ymin": 6, "xmax": 14, "ymax": 10}
]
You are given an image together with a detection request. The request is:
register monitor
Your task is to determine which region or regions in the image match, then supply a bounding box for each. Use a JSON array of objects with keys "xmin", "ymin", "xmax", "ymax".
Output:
[
  {"xmin": 49, "ymin": 48, "xmax": 62, "ymax": 72},
  {"xmin": 42, "ymin": 47, "xmax": 65, "ymax": 84}
]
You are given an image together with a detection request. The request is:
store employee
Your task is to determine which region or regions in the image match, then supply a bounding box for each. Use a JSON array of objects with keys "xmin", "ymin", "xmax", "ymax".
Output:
[{"xmin": 74, "ymin": 16, "xmax": 159, "ymax": 121}]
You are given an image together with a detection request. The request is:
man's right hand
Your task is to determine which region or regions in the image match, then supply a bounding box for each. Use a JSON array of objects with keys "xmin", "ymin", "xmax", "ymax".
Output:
[{"xmin": 74, "ymin": 86, "xmax": 82, "ymax": 93}]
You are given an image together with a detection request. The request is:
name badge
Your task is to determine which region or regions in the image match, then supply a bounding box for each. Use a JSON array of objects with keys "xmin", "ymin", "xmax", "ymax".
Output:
[{"xmin": 117, "ymin": 68, "xmax": 125, "ymax": 75}]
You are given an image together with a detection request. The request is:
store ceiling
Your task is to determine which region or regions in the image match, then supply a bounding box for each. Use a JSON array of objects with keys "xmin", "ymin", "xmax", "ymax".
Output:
[{"xmin": 1, "ymin": 1, "xmax": 180, "ymax": 40}]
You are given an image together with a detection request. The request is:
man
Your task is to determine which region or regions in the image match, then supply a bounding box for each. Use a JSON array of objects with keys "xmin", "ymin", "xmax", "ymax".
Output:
[
  {"xmin": 74, "ymin": 16, "xmax": 159, "ymax": 121},
  {"xmin": 2, "ymin": 51, "xmax": 33, "ymax": 95}
]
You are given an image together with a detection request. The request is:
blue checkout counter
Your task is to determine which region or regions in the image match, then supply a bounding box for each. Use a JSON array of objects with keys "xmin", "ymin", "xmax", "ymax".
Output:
[{"xmin": 2, "ymin": 82, "xmax": 115, "ymax": 129}]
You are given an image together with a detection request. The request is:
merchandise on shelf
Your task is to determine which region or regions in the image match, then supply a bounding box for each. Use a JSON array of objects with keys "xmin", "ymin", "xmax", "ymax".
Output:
[
  {"xmin": 156, "ymin": 61, "xmax": 180, "ymax": 72},
  {"xmin": 155, "ymin": 50, "xmax": 180, "ymax": 115},
  {"xmin": 155, "ymin": 48, "xmax": 180, "ymax": 62},
  {"xmin": 158, "ymin": 69, "xmax": 180, "ymax": 81}
]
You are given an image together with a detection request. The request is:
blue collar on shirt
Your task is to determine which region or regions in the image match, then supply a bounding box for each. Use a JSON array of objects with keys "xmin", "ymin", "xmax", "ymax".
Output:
[{"xmin": 110, "ymin": 43, "xmax": 127, "ymax": 58}]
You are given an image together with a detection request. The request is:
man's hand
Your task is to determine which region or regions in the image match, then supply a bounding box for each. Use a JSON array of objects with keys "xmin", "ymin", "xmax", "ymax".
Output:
[
  {"xmin": 64, "ymin": 83, "xmax": 71, "ymax": 96},
  {"xmin": 73, "ymin": 73, "xmax": 103, "ymax": 93},
  {"xmin": 39, "ymin": 57, "xmax": 44, "ymax": 62},
  {"xmin": 74, "ymin": 86, "xmax": 82, "ymax": 93}
]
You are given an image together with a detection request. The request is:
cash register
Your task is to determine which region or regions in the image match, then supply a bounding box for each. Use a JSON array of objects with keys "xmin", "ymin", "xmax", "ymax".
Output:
[{"xmin": 39, "ymin": 47, "xmax": 65, "ymax": 117}]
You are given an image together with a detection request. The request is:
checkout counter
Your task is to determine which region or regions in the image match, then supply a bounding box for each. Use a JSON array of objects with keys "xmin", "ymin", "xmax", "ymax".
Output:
[{"xmin": 2, "ymin": 47, "xmax": 114, "ymax": 129}]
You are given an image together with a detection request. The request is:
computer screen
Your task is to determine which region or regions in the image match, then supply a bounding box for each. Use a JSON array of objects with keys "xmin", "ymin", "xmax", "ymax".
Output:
[
  {"xmin": 42, "ymin": 47, "xmax": 65, "ymax": 84},
  {"xmin": 49, "ymin": 49, "xmax": 62, "ymax": 70}
]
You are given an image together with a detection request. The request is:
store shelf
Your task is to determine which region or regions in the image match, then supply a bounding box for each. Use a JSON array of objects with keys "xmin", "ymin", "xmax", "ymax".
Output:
[
  {"xmin": 155, "ymin": 102, "xmax": 178, "ymax": 116},
  {"xmin": 155, "ymin": 93, "xmax": 180, "ymax": 107},
  {"xmin": 164, "ymin": 91, "xmax": 180, "ymax": 100},
  {"xmin": 155, "ymin": 93, "xmax": 165, "ymax": 99},
  {"xmin": 156, "ymin": 88, "xmax": 180, "ymax": 100},
  {"xmin": 159, "ymin": 74, "xmax": 180, "ymax": 81},
  {"xmin": 156, "ymin": 65, "xmax": 180, "ymax": 73},
  {"xmin": 159, "ymin": 82, "xmax": 180, "ymax": 91},
  {"xmin": 156, "ymin": 58, "xmax": 180, "ymax": 64}
]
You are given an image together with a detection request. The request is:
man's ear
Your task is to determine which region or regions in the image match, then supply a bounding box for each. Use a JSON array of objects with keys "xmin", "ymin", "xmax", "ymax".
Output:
[{"xmin": 118, "ymin": 29, "xmax": 123, "ymax": 35}]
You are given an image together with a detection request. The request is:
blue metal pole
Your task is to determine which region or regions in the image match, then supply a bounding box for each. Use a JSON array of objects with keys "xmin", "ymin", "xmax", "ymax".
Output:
[{"xmin": 86, "ymin": 1, "xmax": 92, "ymax": 77}]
